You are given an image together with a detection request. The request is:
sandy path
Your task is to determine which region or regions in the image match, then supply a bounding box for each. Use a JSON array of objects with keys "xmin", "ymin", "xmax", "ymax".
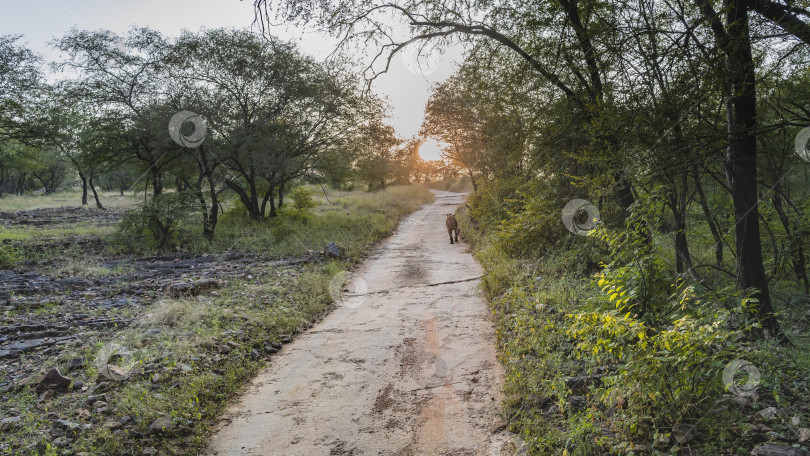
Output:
[{"xmin": 204, "ymin": 190, "xmax": 508, "ymax": 456}]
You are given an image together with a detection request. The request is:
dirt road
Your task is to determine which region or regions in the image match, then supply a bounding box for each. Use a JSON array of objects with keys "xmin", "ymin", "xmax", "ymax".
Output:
[{"xmin": 205, "ymin": 191, "xmax": 509, "ymax": 455}]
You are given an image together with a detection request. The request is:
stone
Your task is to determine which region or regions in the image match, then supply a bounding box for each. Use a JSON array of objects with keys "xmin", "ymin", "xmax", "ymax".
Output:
[
  {"xmin": 87, "ymin": 394, "xmax": 108, "ymax": 405},
  {"xmin": 324, "ymin": 242, "xmax": 342, "ymax": 258},
  {"xmin": 35, "ymin": 368, "xmax": 73, "ymax": 393},
  {"xmin": 799, "ymin": 428, "xmax": 810, "ymax": 443},
  {"xmin": 142, "ymin": 447, "xmax": 157, "ymax": 455},
  {"xmin": 104, "ymin": 420, "xmax": 122, "ymax": 430},
  {"xmin": 53, "ymin": 419, "xmax": 80, "ymax": 431},
  {"xmin": 38, "ymin": 390, "xmax": 54, "ymax": 402},
  {"xmin": 750, "ymin": 443, "xmax": 810, "ymax": 456},
  {"xmin": 51, "ymin": 436, "xmax": 70, "ymax": 447},
  {"xmin": 263, "ymin": 343, "xmax": 278, "ymax": 354},
  {"xmin": 98, "ymin": 364, "xmax": 129, "ymax": 382},
  {"xmin": 759, "ymin": 407, "xmax": 779, "ymax": 420},
  {"xmin": 147, "ymin": 417, "xmax": 173, "ymax": 435},
  {"xmin": 66, "ymin": 358, "xmax": 84, "ymax": 372},
  {"xmin": 0, "ymin": 416, "xmax": 21, "ymax": 431}
]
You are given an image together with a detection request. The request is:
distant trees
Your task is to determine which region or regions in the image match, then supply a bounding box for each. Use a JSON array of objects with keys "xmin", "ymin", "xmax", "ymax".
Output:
[
  {"xmin": 55, "ymin": 28, "xmax": 177, "ymax": 197},
  {"xmin": 0, "ymin": 35, "xmax": 42, "ymax": 144},
  {"xmin": 1, "ymin": 27, "xmax": 415, "ymax": 244},
  {"xmin": 169, "ymin": 29, "xmax": 372, "ymax": 220}
]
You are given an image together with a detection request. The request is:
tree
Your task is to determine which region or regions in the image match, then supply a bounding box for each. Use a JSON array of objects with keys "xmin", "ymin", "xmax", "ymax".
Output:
[
  {"xmin": 0, "ymin": 35, "xmax": 42, "ymax": 144},
  {"xmin": 55, "ymin": 28, "xmax": 177, "ymax": 196},
  {"xmin": 354, "ymin": 120, "xmax": 402, "ymax": 190},
  {"xmin": 171, "ymin": 29, "xmax": 370, "ymax": 219}
]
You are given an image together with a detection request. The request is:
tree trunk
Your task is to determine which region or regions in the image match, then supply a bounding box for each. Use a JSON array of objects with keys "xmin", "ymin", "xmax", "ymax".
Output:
[
  {"xmin": 268, "ymin": 191, "xmax": 277, "ymax": 217},
  {"xmin": 668, "ymin": 172, "xmax": 694, "ymax": 276},
  {"xmin": 89, "ymin": 176, "xmax": 104, "ymax": 210},
  {"xmin": 246, "ymin": 171, "xmax": 262, "ymax": 220},
  {"xmin": 692, "ymin": 164, "xmax": 724, "ymax": 266},
  {"xmin": 206, "ymin": 175, "xmax": 219, "ymax": 241},
  {"xmin": 151, "ymin": 169, "xmax": 163, "ymax": 196},
  {"xmin": 79, "ymin": 172, "xmax": 88, "ymax": 206},
  {"xmin": 772, "ymin": 189, "xmax": 810, "ymax": 294},
  {"xmin": 725, "ymin": 0, "xmax": 786, "ymax": 343},
  {"xmin": 261, "ymin": 184, "xmax": 275, "ymax": 218},
  {"xmin": 278, "ymin": 182, "xmax": 285, "ymax": 209}
]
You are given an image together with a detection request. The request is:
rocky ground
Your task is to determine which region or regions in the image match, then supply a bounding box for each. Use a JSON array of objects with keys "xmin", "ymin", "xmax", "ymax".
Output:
[{"xmin": 0, "ymin": 206, "xmax": 331, "ymax": 455}]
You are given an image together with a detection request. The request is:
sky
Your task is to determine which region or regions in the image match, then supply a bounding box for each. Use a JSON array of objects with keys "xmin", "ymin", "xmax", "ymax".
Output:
[{"xmin": 0, "ymin": 0, "xmax": 461, "ymax": 160}]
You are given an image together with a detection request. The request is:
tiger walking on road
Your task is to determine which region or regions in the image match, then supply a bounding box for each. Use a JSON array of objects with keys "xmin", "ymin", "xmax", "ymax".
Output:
[{"xmin": 446, "ymin": 214, "xmax": 459, "ymax": 244}]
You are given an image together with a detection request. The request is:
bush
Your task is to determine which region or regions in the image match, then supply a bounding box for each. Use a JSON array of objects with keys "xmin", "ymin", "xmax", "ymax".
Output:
[
  {"xmin": 0, "ymin": 243, "xmax": 22, "ymax": 269},
  {"xmin": 117, "ymin": 191, "xmax": 198, "ymax": 250},
  {"xmin": 288, "ymin": 186, "xmax": 318, "ymax": 211}
]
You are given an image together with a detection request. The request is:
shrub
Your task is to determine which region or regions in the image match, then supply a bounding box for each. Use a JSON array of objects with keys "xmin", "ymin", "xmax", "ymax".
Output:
[
  {"xmin": 118, "ymin": 191, "xmax": 198, "ymax": 250},
  {"xmin": 288, "ymin": 186, "xmax": 318, "ymax": 211},
  {"xmin": 0, "ymin": 243, "xmax": 22, "ymax": 269}
]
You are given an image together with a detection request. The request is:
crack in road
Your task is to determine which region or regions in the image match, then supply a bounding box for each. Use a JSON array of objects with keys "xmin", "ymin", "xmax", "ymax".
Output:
[{"xmin": 340, "ymin": 276, "xmax": 484, "ymax": 298}]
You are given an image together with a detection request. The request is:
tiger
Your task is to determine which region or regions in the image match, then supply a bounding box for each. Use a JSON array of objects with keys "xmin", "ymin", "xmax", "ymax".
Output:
[{"xmin": 446, "ymin": 214, "xmax": 459, "ymax": 244}]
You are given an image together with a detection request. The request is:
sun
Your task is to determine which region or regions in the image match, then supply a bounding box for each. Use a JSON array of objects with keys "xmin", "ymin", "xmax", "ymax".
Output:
[{"xmin": 418, "ymin": 138, "xmax": 446, "ymax": 161}]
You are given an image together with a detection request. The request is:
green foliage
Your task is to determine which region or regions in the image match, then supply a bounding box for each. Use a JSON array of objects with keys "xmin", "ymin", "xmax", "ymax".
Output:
[
  {"xmin": 117, "ymin": 191, "xmax": 198, "ymax": 250},
  {"xmin": 567, "ymin": 283, "xmax": 751, "ymax": 441},
  {"xmin": 0, "ymin": 243, "xmax": 23, "ymax": 269},
  {"xmin": 288, "ymin": 186, "xmax": 318, "ymax": 211},
  {"xmin": 461, "ymin": 176, "xmax": 810, "ymax": 454}
]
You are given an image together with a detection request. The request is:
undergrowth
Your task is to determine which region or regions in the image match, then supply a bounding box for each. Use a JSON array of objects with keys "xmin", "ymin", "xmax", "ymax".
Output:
[{"xmin": 458, "ymin": 180, "xmax": 810, "ymax": 455}]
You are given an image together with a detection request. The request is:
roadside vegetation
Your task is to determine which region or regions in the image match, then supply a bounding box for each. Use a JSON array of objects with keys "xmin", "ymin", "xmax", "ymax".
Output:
[{"xmin": 457, "ymin": 183, "xmax": 810, "ymax": 454}]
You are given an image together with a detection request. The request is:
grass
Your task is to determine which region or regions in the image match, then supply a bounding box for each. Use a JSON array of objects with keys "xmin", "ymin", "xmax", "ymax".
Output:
[
  {"xmin": 0, "ymin": 184, "xmax": 435, "ymax": 455},
  {"xmin": 0, "ymin": 225, "xmax": 116, "ymax": 241},
  {"xmin": 0, "ymin": 190, "xmax": 140, "ymax": 211},
  {"xmin": 120, "ymin": 184, "xmax": 436, "ymax": 259}
]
